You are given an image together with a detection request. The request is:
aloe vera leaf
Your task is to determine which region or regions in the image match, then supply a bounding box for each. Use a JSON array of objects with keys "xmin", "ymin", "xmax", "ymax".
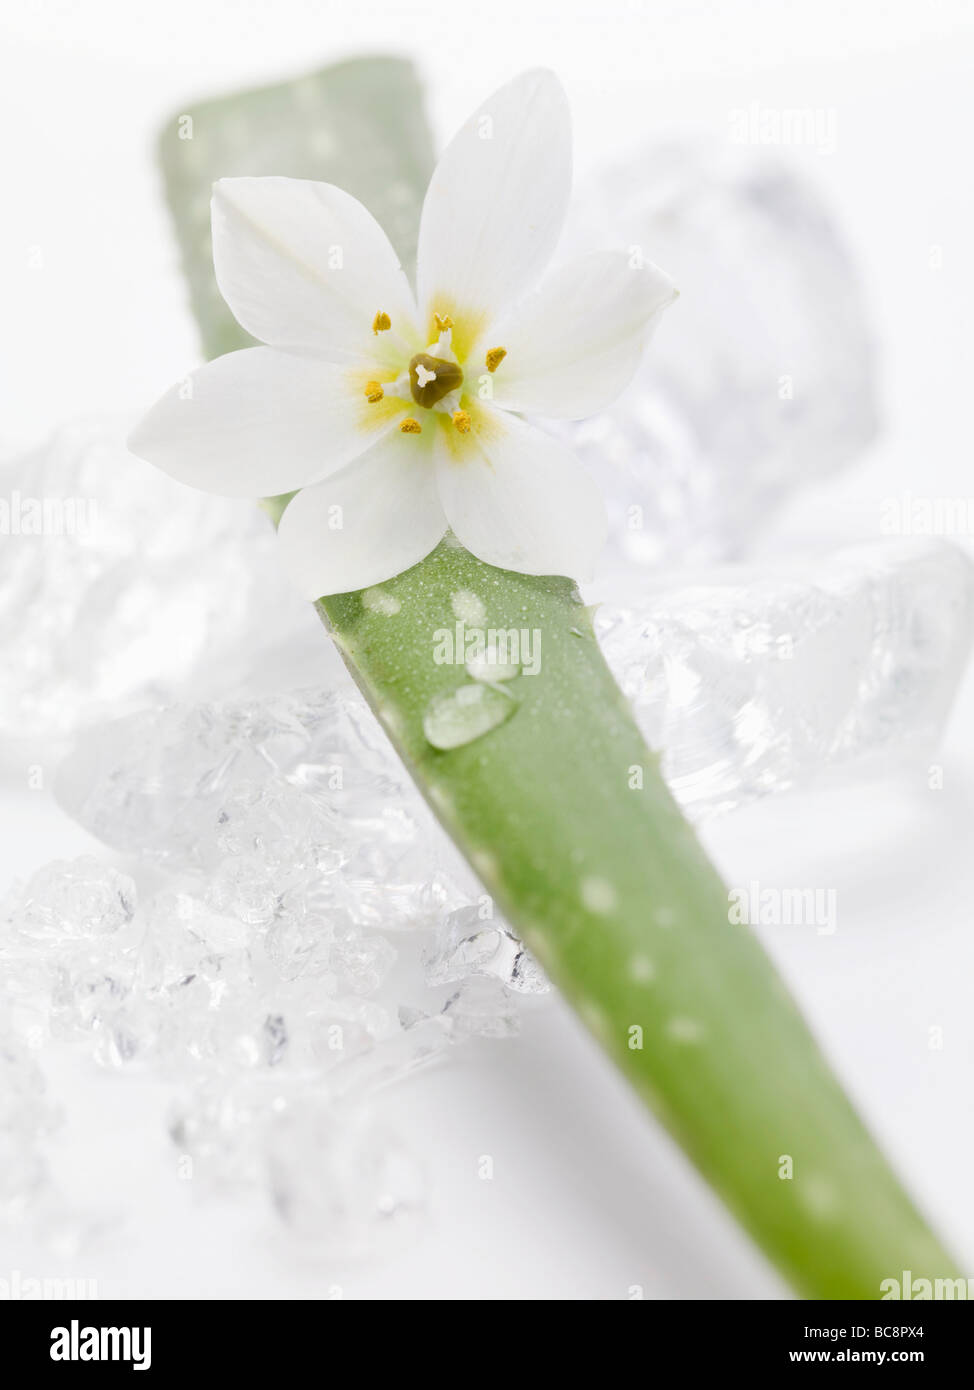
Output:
[
  {"xmin": 315, "ymin": 541, "xmax": 956, "ymax": 1297},
  {"xmin": 159, "ymin": 59, "xmax": 960, "ymax": 1296}
]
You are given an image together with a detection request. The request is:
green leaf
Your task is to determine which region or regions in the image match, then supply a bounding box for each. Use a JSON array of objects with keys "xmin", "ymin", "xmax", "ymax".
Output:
[{"xmin": 319, "ymin": 539, "xmax": 956, "ymax": 1298}]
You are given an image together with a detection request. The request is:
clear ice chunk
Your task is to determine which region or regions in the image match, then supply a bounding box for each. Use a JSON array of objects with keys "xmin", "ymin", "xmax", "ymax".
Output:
[
  {"xmin": 9, "ymin": 856, "xmax": 136, "ymax": 942},
  {"xmin": 1, "ymin": 771, "xmax": 518, "ymax": 1257},
  {"xmin": 54, "ymin": 695, "xmax": 351, "ymax": 870},
  {"xmin": 304, "ymin": 996, "xmax": 394, "ymax": 1070},
  {"xmin": 215, "ymin": 779, "xmax": 345, "ymax": 880},
  {"xmin": 320, "ymin": 1009, "xmax": 455, "ymax": 1095},
  {"xmin": 137, "ymin": 891, "xmax": 250, "ymax": 996},
  {"xmin": 262, "ymin": 904, "xmax": 339, "ymax": 983},
  {"xmin": 424, "ymin": 906, "xmax": 549, "ymax": 995},
  {"xmin": 338, "ymin": 846, "xmax": 469, "ymax": 934},
  {"xmin": 440, "ymin": 978, "xmax": 521, "ymax": 1041},
  {"xmin": 54, "ymin": 688, "xmax": 479, "ymax": 932},
  {"xmin": 205, "ymin": 857, "xmax": 286, "ymax": 928},
  {"xmin": 329, "ymin": 922, "xmax": 396, "ymax": 996},
  {"xmin": 596, "ymin": 540, "xmax": 974, "ymax": 817},
  {"xmin": 562, "ymin": 142, "xmax": 879, "ymax": 571},
  {"xmin": 50, "ymin": 949, "xmax": 136, "ymax": 1040},
  {"xmin": 0, "ymin": 418, "xmax": 333, "ymax": 749}
]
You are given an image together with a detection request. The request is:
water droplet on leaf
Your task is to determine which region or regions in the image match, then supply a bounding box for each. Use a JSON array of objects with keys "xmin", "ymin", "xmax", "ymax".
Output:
[
  {"xmin": 465, "ymin": 638, "xmax": 520, "ymax": 683},
  {"xmin": 422, "ymin": 683, "xmax": 516, "ymax": 750}
]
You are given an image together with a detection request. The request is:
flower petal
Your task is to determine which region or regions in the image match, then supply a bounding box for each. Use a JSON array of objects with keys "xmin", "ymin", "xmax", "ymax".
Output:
[
  {"xmin": 212, "ymin": 177, "xmax": 419, "ymax": 363},
  {"xmin": 434, "ymin": 408, "xmax": 606, "ymax": 581},
  {"xmin": 486, "ymin": 251, "xmax": 678, "ymax": 419},
  {"xmin": 129, "ymin": 347, "xmax": 402, "ymax": 498},
  {"xmin": 277, "ymin": 431, "xmax": 447, "ymax": 598},
  {"xmin": 416, "ymin": 70, "xmax": 571, "ymax": 344}
]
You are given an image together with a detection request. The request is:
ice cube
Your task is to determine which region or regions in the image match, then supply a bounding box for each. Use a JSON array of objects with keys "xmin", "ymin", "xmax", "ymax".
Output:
[
  {"xmin": 262, "ymin": 904, "xmax": 339, "ymax": 983},
  {"xmin": 55, "ymin": 690, "xmax": 396, "ymax": 869},
  {"xmin": 440, "ymin": 977, "xmax": 521, "ymax": 1041},
  {"xmin": 55, "ymin": 689, "xmax": 476, "ymax": 935},
  {"xmin": 424, "ymin": 905, "xmax": 549, "ymax": 995},
  {"xmin": 0, "ymin": 418, "xmax": 332, "ymax": 749},
  {"xmin": 563, "ymin": 141, "xmax": 879, "ymax": 571},
  {"xmin": 597, "ymin": 540, "xmax": 974, "ymax": 816},
  {"xmin": 329, "ymin": 922, "xmax": 396, "ymax": 996},
  {"xmin": 10, "ymin": 856, "xmax": 136, "ymax": 942}
]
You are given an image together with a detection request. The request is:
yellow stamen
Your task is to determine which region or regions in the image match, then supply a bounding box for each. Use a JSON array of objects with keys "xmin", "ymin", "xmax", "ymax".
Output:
[
  {"xmin": 485, "ymin": 346, "xmax": 507, "ymax": 373},
  {"xmin": 434, "ymin": 312, "xmax": 454, "ymax": 332},
  {"xmin": 364, "ymin": 380, "xmax": 384, "ymax": 403},
  {"xmin": 451, "ymin": 409, "xmax": 471, "ymax": 434},
  {"xmin": 400, "ymin": 417, "xmax": 422, "ymax": 434},
  {"xmin": 372, "ymin": 311, "xmax": 392, "ymax": 334}
]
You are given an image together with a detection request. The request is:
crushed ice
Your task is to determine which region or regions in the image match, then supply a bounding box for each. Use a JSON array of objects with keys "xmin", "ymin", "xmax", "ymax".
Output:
[{"xmin": 0, "ymin": 688, "xmax": 550, "ymax": 1260}]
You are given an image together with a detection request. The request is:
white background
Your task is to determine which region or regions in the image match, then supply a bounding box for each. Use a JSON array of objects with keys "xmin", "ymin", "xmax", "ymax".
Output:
[{"xmin": 2, "ymin": 0, "xmax": 974, "ymax": 1299}]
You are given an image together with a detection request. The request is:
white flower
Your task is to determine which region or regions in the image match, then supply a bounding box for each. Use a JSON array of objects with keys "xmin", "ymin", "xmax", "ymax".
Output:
[{"xmin": 130, "ymin": 69, "xmax": 677, "ymax": 598}]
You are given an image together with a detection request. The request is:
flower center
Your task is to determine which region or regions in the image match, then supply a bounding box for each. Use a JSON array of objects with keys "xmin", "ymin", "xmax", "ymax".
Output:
[
  {"xmin": 365, "ymin": 312, "xmax": 507, "ymax": 435},
  {"xmin": 408, "ymin": 353, "xmax": 464, "ymax": 410}
]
